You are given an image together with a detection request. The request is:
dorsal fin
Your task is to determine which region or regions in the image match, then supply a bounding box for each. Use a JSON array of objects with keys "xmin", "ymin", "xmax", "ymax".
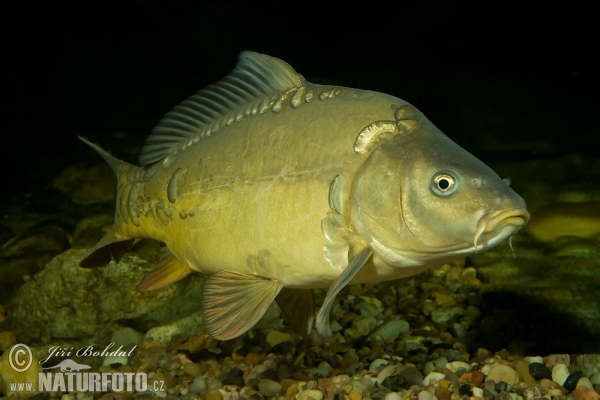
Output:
[{"xmin": 139, "ymin": 51, "xmax": 306, "ymax": 166}]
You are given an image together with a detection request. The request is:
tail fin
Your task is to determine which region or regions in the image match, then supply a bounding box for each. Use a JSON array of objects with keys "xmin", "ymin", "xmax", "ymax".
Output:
[{"xmin": 79, "ymin": 137, "xmax": 136, "ymax": 268}]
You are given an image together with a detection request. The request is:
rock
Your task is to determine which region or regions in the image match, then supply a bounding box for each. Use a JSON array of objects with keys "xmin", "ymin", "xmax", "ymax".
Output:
[
  {"xmin": 382, "ymin": 374, "xmax": 408, "ymax": 391},
  {"xmin": 431, "ymin": 306, "xmax": 465, "ymax": 323},
  {"xmin": 223, "ymin": 367, "xmax": 244, "ymax": 387},
  {"xmin": 515, "ymin": 360, "xmax": 536, "ymax": 386},
  {"xmin": 397, "ymin": 366, "xmax": 424, "ymax": 387},
  {"xmin": 578, "ymin": 377, "xmax": 595, "ymax": 390},
  {"xmin": 11, "ymin": 249, "xmax": 207, "ymax": 345},
  {"xmin": 565, "ymin": 372, "xmax": 587, "ymax": 391},
  {"xmin": 523, "ymin": 387, "xmax": 542, "ymax": 400},
  {"xmin": 348, "ymin": 389, "xmax": 362, "ymax": 400},
  {"xmin": 486, "ymin": 364, "xmax": 519, "ymax": 386},
  {"xmin": 258, "ymin": 379, "xmax": 282, "ymax": 397},
  {"xmin": 317, "ymin": 378, "xmax": 338, "ymax": 399},
  {"xmin": 369, "ymin": 318, "xmax": 409, "ymax": 341},
  {"xmin": 526, "ymin": 202, "xmax": 600, "ymax": 243},
  {"xmin": 418, "ymin": 390, "xmax": 437, "ymax": 400},
  {"xmin": 299, "ymin": 389, "xmax": 324, "ymax": 400},
  {"xmin": 204, "ymin": 388, "xmax": 222, "ymax": 400},
  {"xmin": 189, "ymin": 376, "xmax": 207, "ymax": 395},
  {"xmin": 537, "ymin": 378, "xmax": 567, "ymax": 396},
  {"xmin": 552, "ymin": 364, "xmax": 570, "ymax": 386},
  {"xmin": 265, "ymin": 329, "xmax": 291, "ymax": 347},
  {"xmin": 110, "ymin": 327, "xmax": 143, "ymax": 347},
  {"xmin": 423, "ymin": 372, "xmax": 446, "ymax": 386},
  {"xmin": 572, "ymin": 385, "xmax": 600, "ymax": 400},
  {"xmin": 446, "ymin": 361, "xmax": 471, "ymax": 373},
  {"xmin": 385, "ymin": 393, "xmax": 402, "ymax": 400},
  {"xmin": 346, "ymin": 316, "xmax": 377, "ymax": 338},
  {"xmin": 459, "ymin": 371, "xmax": 484, "ymax": 386},
  {"xmin": 529, "ymin": 362, "xmax": 552, "ymax": 380},
  {"xmin": 545, "ymin": 354, "xmax": 571, "ymax": 368}
]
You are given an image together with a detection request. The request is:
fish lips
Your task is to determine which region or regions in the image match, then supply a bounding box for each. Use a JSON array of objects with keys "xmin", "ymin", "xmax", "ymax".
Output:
[{"xmin": 475, "ymin": 207, "xmax": 530, "ymax": 248}]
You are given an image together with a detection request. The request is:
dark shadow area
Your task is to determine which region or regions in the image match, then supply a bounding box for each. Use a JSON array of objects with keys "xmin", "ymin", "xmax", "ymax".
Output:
[{"xmin": 477, "ymin": 291, "xmax": 600, "ymax": 354}]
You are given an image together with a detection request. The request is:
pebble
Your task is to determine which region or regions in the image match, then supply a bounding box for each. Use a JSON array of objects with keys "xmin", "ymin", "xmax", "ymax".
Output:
[
  {"xmin": 436, "ymin": 386, "xmax": 452, "ymax": 400},
  {"xmin": 110, "ymin": 327, "xmax": 143, "ymax": 347},
  {"xmin": 418, "ymin": 390, "xmax": 437, "ymax": 400},
  {"xmin": 552, "ymin": 363, "xmax": 570, "ymax": 386},
  {"xmin": 579, "ymin": 377, "xmax": 595, "ymax": 389},
  {"xmin": 349, "ymin": 389, "xmax": 363, "ymax": 400},
  {"xmin": 486, "ymin": 364, "xmax": 519, "ymax": 386},
  {"xmin": 258, "ymin": 379, "xmax": 282, "ymax": 397},
  {"xmin": 459, "ymin": 371, "xmax": 484, "ymax": 386},
  {"xmin": 446, "ymin": 361, "xmax": 471, "ymax": 372},
  {"xmin": 369, "ymin": 318, "xmax": 410, "ymax": 340},
  {"xmin": 529, "ymin": 362, "xmax": 552, "ymax": 380},
  {"xmin": 265, "ymin": 329, "xmax": 291, "ymax": 347},
  {"xmin": 431, "ymin": 306, "xmax": 466, "ymax": 323},
  {"xmin": 204, "ymin": 388, "xmax": 222, "ymax": 400},
  {"xmin": 472, "ymin": 387, "xmax": 484, "ymax": 397},
  {"xmin": 515, "ymin": 360, "xmax": 536, "ymax": 386},
  {"xmin": 572, "ymin": 385, "xmax": 600, "ymax": 400},
  {"xmin": 523, "ymin": 387, "xmax": 542, "ymax": 400},
  {"xmin": 399, "ymin": 366, "xmax": 425, "ymax": 386},
  {"xmin": 190, "ymin": 376, "xmax": 207, "ymax": 394},
  {"xmin": 565, "ymin": 372, "xmax": 587, "ymax": 391},
  {"xmin": 385, "ymin": 393, "xmax": 402, "ymax": 400},
  {"xmin": 424, "ymin": 372, "xmax": 447, "ymax": 386},
  {"xmin": 546, "ymin": 354, "xmax": 571, "ymax": 368}
]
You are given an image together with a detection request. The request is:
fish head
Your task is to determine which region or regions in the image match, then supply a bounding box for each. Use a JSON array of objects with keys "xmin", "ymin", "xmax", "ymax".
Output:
[{"xmin": 350, "ymin": 107, "xmax": 530, "ymax": 267}]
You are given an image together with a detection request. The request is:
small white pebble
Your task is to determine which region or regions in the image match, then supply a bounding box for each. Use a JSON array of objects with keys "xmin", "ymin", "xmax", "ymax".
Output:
[
  {"xmin": 377, "ymin": 364, "xmax": 396, "ymax": 381},
  {"xmin": 508, "ymin": 393, "xmax": 523, "ymax": 400},
  {"xmin": 577, "ymin": 376, "xmax": 594, "ymax": 389},
  {"xmin": 370, "ymin": 358, "xmax": 390, "ymax": 373},
  {"xmin": 472, "ymin": 387, "xmax": 483, "ymax": 397},
  {"xmin": 189, "ymin": 376, "xmax": 207, "ymax": 394},
  {"xmin": 524, "ymin": 356, "xmax": 544, "ymax": 364},
  {"xmin": 423, "ymin": 372, "xmax": 446, "ymax": 386},
  {"xmin": 418, "ymin": 390, "xmax": 437, "ymax": 400},
  {"xmin": 446, "ymin": 361, "xmax": 471, "ymax": 373},
  {"xmin": 552, "ymin": 364, "xmax": 569, "ymax": 386},
  {"xmin": 385, "ymin": 393, "xmax": 402, "ymax": 400}
]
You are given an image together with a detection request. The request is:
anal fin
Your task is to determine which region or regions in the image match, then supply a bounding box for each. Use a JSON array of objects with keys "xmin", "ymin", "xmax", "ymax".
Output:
[
  {"xmin": 275, "ymin": 288, "xmax": 315, "ymax": 337},
  {"xmin": 79, "ymin": 227, "xmax": 134, "ymax": 268},
  {"xmin": 203, "ymin": 270, "xmax": 283, "ymax": 340},
  {"xmin": 137, "ymin": 247, "xmax": 192, "ymax": 291}
]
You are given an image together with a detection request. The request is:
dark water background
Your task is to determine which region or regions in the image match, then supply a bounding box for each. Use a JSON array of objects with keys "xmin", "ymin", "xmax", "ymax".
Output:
[{"xmin": 3, "ymin": 1, "xmax": 598, "ymax": 199}]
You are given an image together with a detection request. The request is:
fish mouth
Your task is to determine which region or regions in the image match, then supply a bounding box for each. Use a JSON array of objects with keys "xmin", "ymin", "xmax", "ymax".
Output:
[{"xmin": 474, "ymin": 207, "xmax": 530, "ymax": 250}]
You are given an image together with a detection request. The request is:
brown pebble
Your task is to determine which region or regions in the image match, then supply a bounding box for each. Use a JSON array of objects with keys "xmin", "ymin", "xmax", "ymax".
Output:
[
  {"xmin": 536, "ymin": 379, "xmax": 568, "ymax": 396},
  {"xmin": 246, "ymin": 352, "xmax": 261, "ymax": 366},
  {"xmin": 204, "ymin": 388, "xmax": 223, "ymax": 400},
  {"xmin": 318, "ymin": 378, "xmax": 338, "ymax": 399},
  {"xmin": 572, "ymin": 386, "xmax": 600, "ymax": 400},
  {"xmin": 436, "ymin": 386, "xmax": 452, "ymax": 400},
  {"xmin": 544, "ymin": 354, "xmax": 570, "ymax": 368},
  {"xmin": 459, "ymin": 371, "xmax": 484, "ymax": 386}
]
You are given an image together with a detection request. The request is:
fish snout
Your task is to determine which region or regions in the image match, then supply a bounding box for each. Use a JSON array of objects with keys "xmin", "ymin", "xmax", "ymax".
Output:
[{"xmin": 482, "ymin": 208, "xmax": 530, "ymax": 232}]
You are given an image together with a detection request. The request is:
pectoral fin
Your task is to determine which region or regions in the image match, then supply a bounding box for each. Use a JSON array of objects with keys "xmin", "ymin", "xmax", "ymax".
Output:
[
  {"xmin": 316, "ymin": 245, "xmax": 372, "ymax": 337},
  {"xmin": 203, "ymin": 270, "xmax": 283, "ymax": 340},
  {"xmin": 137, "ymin": 247, "xmax": 192, "ymax": 291},
  {"xmin": 275, "ymin": 288, "xmax": 315, "ymax": 337}
]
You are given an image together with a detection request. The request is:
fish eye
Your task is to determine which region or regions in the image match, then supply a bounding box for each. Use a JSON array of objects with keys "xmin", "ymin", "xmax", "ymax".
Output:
[{"xmin": 430, "ymin": 170, "xmax": 459, "ymax": 196}]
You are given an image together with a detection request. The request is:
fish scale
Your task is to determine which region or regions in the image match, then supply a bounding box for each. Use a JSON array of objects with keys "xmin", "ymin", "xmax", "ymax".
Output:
[{"xmin": 80, "ymin": 51, "xmax": 529, "ymax": 340}]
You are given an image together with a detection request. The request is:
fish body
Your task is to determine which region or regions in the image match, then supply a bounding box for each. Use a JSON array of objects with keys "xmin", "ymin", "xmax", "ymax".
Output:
[{"xmin": 81, "ymin": 52, "xmax": 529, "ymax": 340}]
